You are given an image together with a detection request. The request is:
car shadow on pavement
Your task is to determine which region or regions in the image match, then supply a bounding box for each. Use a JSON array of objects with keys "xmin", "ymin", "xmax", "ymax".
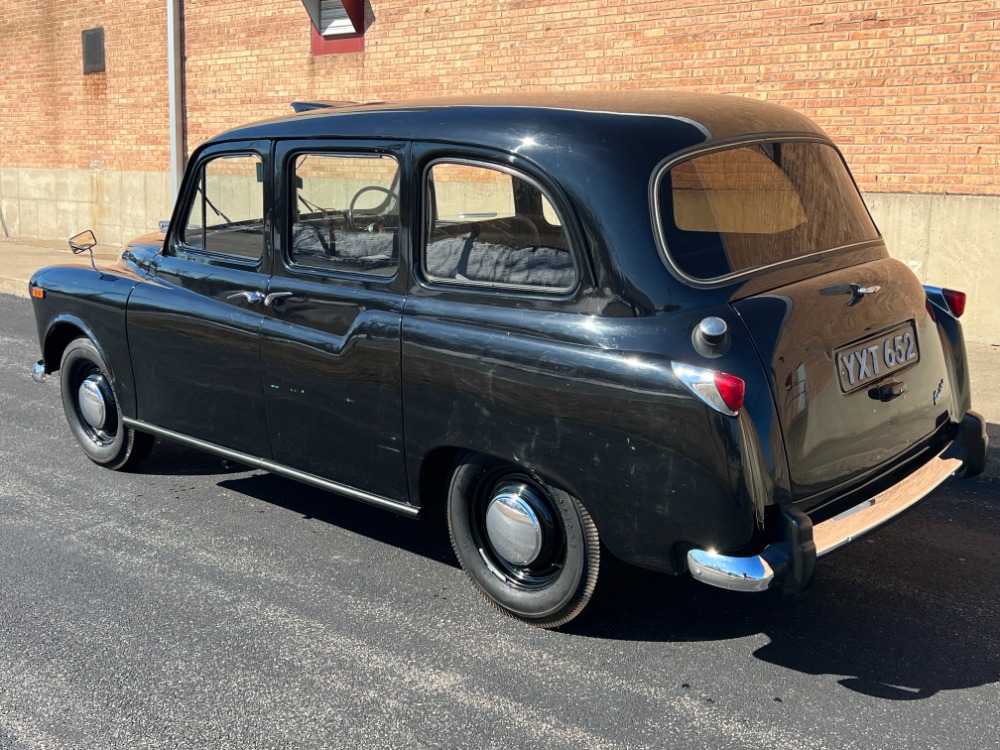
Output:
[
  {"xmin": 133, "ymin": 438, "xmax": 250, "ymax": 476},
  {"xmin": 137, "ymin": 439, "xmax": 1000, "ymax": 701},
  {"xmin": 572, "ymin": 479, "xmax": 1000, "ymax": 700},
  {"xmin": 216, "ymin": 471, "xmax": 459, "ymax": 568},
  {"xmin": 134, "ymin": 438, "xmax": 458, "ymax": 563}
]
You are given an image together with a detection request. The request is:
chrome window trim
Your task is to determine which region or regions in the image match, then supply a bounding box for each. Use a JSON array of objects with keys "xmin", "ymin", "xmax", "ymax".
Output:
[
  {"xmin": 648, "ymin": 134, "xmax": 883, "ymax": 289},
  {"xmin": 420, "ymin": 157, "xmax": 581, "ymax": 295},
  {"xmin": 123, "ymin": 418, "xmax": 419, "ymax": 517}
]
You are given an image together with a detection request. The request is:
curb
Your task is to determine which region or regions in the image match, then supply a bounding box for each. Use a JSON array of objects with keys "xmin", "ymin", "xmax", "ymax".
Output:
[{"xmin": 0, "ymin": 275, "xmax": 26, "ymax": 299}]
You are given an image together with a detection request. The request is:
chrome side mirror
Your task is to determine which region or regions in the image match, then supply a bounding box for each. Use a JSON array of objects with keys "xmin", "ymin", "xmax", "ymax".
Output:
[{"xmin": 68, "ymin": 229, "xmax": 98, "ymax": 271}]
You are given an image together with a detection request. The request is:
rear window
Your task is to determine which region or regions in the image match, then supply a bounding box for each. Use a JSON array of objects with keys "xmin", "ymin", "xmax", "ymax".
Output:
[{"xmin": 655, "ymin": 141, "xmax": 879, "ymax": 281}]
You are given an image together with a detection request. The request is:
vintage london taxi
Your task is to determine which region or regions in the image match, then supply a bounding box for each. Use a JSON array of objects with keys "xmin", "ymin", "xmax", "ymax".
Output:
[{"xmin": 29, "ymin": 92, "xmax": 987, "ymax": 627}]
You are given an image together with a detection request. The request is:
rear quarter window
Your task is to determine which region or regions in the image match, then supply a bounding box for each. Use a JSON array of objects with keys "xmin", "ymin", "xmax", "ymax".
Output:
[
  {"xmin": 654, "ymin": 141, "xmax": 879, "ymax": 282},
  {"xmin": 423, "ymin": 161, "xmax": 577, "ymax": 293}
]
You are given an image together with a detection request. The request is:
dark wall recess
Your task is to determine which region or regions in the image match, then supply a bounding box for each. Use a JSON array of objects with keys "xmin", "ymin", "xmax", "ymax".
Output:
[{"xmin": 82, "ymin": 27, "xmax": 105, "ymax": 74}]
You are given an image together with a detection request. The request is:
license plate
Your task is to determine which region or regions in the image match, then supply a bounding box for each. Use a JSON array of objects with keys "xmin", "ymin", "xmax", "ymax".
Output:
[{"xmin": 836, "ymin": 321, "xmax": 919, "ymax": 393}]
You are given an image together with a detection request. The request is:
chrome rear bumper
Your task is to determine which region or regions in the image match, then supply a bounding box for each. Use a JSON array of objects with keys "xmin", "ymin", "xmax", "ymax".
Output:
[{"xmin": 688, "ymin": 414, "xmax": 982, "ymax": 593}]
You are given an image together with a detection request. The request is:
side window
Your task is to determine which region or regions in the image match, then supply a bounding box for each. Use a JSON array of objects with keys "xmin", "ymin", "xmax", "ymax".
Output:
[
  {"xmin": 424, "ymin": 161, "xmax": 576, "ymax": 291},
  {"xmin": 289, "ymin": 153, "xmax": 399, "ymax": 277},
  {"xmin": 180, "ymin": 153, "xmax": 264, "ymax": 261}
]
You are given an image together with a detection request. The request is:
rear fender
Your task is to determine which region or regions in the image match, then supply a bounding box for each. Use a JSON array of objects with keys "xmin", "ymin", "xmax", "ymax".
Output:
[{"xmin": 924, "ymin": 285, "xmax": 971, "ymax": 416}]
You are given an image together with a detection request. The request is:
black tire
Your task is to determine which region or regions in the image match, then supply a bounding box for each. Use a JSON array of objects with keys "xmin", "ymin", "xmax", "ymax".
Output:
[
  {"xmin": 59, "ymin": 337, "xmax": 154, "ymax": 470},
  {"xmin": 447, "ymin": 453, "xmax": 600, "ymax": 629}
]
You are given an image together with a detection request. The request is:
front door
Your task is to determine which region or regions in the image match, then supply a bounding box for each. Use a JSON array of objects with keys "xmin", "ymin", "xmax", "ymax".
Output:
[
  {"xmin": 259, "ymin": 140, "xmax": 410, "ymax": 502},
  {"xmin": 127, "ymin": 140, "xmax": 273, "ymax": 457}
]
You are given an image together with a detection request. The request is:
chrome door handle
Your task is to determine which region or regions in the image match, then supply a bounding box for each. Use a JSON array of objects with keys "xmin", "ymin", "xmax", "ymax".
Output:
[
  {"xmin": 227, "ymin": 290, "xmax": 265, "ymax": 304},
  {"xmin": 264, "ymin": 291, "xmax": 294, "ymax": 308}
]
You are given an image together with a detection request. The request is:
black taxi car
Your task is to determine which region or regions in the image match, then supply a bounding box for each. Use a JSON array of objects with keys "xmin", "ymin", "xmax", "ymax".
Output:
[{"xmin": 29, "ymin": 92, "xmax": 987, "ymax": 628}]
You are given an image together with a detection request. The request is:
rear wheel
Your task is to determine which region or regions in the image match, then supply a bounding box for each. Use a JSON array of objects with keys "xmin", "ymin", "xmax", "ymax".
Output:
[
  {"xmin": 59, "ymin": 337, "xmax": 153, "ymax": 470},
  {"xmin": 447, "ymin": 453, "xmax": 600, "ymax": 628}
]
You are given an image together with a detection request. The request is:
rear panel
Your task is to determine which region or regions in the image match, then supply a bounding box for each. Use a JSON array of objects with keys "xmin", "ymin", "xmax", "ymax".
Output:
[{"xmin": 733, "ymin": 258, "xmax": 955, "ymax": 502}]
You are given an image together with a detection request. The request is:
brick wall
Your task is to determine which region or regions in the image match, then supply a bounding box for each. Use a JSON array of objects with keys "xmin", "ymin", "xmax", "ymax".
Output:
[
  {"xmin": 0, "ymin": 0, "xmax": 170, "ymax": 172},
  {"xmin": 1, "ymin": 0, "xmax": 996, "ymax": 194}
]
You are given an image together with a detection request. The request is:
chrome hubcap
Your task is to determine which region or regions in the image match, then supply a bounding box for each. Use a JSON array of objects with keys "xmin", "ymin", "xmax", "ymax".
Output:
[
  {"xmin": 78, "ymin": 374, "xmax": 110, "ymax": 430},
  {"xmin": 485, "ymin": 484, "xmax": 544, "ymax": 567}
]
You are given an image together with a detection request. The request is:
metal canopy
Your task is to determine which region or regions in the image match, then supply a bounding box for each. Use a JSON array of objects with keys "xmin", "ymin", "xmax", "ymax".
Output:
[{"xmin": 299, "ymin": 0, "xmax": 363, "ymax": 36}]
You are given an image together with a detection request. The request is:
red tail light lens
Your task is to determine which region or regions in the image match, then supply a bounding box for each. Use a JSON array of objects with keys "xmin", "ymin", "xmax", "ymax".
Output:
[
  {"xmin": 671, "ymin": 362, "xmax": 746, "ymax": 416},
  {"xmin": 943, "ymin": 288, "xmax": 966, "ymax": 318},
  {"xmin": 714, "ymin": 372, "xmax": 746, "ymax": 413}
]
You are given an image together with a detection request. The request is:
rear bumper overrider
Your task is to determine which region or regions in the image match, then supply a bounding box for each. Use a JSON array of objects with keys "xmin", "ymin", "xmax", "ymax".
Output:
[{"xmin": 687, "ymin": 410, "xmax": 987, "ymax": 593}]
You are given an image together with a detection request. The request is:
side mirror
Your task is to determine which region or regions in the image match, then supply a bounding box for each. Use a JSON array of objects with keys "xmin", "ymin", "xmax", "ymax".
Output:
[
  {"xmin": 68, "ymin": 229, "xmax": 97, "ymax": 254},
  {"xmin": 67, "ymin": 229, "xmax": 99, "ymax": 271}
]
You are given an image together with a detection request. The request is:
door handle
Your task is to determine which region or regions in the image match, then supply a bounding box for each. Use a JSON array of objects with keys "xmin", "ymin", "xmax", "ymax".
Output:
[
  {"xmin": 227, "ymin": 290, "xmax": 265, "ymax": 304},
  {"xmin": 264, "ymin": 291, "xmax": 294, "ymax": 308}
]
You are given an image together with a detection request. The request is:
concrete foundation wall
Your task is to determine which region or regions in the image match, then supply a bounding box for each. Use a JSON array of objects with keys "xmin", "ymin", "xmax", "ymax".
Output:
[
  {"xmin": 0, "ymin": 167, "xmax": 172, "ymax": 248},
  {"xmin": 2, "ymin": 166, "xmax": 996, "ymax": 341},
  {"xmin": 867, "ymin": 193, "xmax": 1000, "ymax": 343}
]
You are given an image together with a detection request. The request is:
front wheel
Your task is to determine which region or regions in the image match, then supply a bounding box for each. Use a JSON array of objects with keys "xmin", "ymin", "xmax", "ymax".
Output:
[
  {"xmin": 59, "ymin": 337, "xmax": 153, "ymax": 470},
  {"xmin": 447, "ymin": 453, "xmax": 600, "ymax": 628}
]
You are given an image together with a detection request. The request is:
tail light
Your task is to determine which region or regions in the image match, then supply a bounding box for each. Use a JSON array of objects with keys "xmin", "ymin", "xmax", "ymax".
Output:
[
  {"xmin": 943, "ymin": 288, "xmax": 966, "ymax": 318},
  {"xmin": 672, "ymin": 362, "xmax": 745, "ymax": 416}
]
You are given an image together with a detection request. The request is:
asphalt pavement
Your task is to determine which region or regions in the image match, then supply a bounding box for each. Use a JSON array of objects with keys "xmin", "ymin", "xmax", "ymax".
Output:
[{"xmin": 2, "ymin": 279, "xmax": 1000, "ymax": 747}]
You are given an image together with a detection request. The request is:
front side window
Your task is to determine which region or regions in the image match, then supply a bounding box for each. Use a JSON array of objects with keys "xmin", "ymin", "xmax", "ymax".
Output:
[
  {"xmin": 180, "ymin": 153, "xmax": 265, "ymax": 262},
  {"xmin": 424, "ymin": 161, "xmax": 576, "ymax": 291},
  {"xmin": 656, "ymin": 141, "xmax": 880, "ymax": 281},
  {"xmin": 289, "ymin": 153, "xmax": 399, "ymax": 277}
]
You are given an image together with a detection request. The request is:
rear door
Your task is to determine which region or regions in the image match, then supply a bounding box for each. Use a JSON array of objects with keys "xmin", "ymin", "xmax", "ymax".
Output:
[{"xmin": 259, "ymin": 140, "xmax": 409, "ymax": 502}]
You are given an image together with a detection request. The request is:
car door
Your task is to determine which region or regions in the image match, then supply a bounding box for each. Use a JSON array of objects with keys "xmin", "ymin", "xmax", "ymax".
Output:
[
  {"xmin": 259, "ymin": 140, "xmax": 410, "ymax": 503},
  {"xmin": 127, "ymin": 140, "xmax": 273, "ymax": 458}
]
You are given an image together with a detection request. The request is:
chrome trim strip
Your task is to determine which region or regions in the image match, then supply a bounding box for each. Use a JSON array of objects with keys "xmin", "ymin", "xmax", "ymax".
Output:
[
  {"xmin": 687, "ymin": 445, "xmax": 961, "ymax": 592},
  {"xmin": 123, "ymin": 418, "xmax": 420, "ymax": 517}
]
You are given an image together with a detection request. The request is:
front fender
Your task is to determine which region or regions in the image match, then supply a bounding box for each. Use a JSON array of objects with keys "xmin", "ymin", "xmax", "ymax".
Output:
[{"xmin": 31, "ymin": 265, "xmax": 143, "ymax": 419}]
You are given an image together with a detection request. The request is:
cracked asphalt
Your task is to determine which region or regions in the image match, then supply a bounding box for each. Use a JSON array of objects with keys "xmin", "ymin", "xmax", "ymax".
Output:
[{"xmin": 1, "ymin": 292, "xmax": 999, "ymax": 749}]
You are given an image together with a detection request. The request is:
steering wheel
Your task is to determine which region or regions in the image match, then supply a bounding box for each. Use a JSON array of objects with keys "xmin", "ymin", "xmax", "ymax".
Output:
[{"xmin": 347, "ymin": 186, "xmax": 396, "ymax": 231}]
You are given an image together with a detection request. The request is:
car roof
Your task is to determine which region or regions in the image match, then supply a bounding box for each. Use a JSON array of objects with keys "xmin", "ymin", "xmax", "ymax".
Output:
[{"xmin": 208, "ymin": 91, "xmax": 828, "ymax": 155}]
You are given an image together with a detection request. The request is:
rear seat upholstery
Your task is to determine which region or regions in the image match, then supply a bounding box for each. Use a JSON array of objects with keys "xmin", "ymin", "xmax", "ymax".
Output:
[
  {"xmin": 426, "ymin": 216, "xmax": 575, "ymax": 288},
  {"xmin": 287, "ymin": 213, "xmax": 575, "ymax": 287}
]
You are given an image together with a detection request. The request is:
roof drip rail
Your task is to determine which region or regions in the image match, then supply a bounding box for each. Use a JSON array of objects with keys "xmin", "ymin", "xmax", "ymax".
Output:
[
  {"xmin": 290, "ymin": 100, "xmax": 386, "ymax": 113},
  {"xmin": 290, "ymin": 100, "xmax": 358, "ymax": 113}
]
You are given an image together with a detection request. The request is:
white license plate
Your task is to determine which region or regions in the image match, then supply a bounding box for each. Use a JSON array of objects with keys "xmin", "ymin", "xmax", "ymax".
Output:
[{"xmin": 836, "ymin": 321, "xmax": 919, "ymax": 393}]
